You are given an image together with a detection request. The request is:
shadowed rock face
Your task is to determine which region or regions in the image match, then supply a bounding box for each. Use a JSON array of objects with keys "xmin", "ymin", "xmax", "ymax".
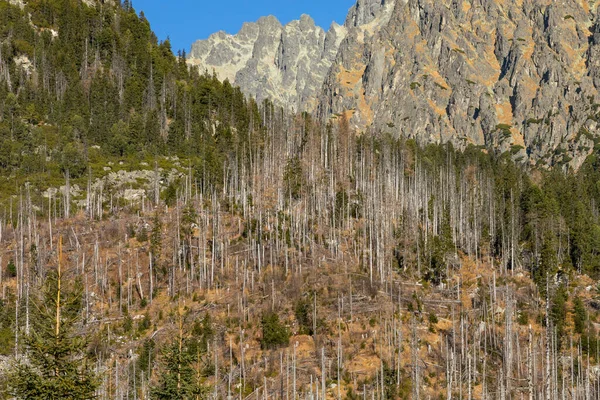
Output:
[{"xmin": 191, "ymin": 0, "xmax": 600, "ymax": 168}]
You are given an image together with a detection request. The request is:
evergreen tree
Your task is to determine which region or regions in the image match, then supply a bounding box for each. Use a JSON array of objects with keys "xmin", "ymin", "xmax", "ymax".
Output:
[
  {"xmin": 261, "ymin": 312, "xmax": 290, "ymax": 350},
  {"xmin": 283, "ymin": 155, "xmax": 304, "ymax": 200},
  {"xmin": 7, "ymin": 238, "xmax": 97, "ymax": 399},
  {"xmin": 152, "ymin": 306, "xmax": 209, "ymax": 399},
  {"xmin": 573, "ymin": 296, "xmax": 587, "ymax": 335}
]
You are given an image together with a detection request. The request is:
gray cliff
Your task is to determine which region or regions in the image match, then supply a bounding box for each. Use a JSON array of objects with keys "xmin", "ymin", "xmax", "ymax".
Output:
[
  {"xmin": 188, "ymin": 14, "xmax": 346, "ymax": 111},
  {"xmin": 191, "ymin": 0, "xmax": 600, "ymax": 168}
]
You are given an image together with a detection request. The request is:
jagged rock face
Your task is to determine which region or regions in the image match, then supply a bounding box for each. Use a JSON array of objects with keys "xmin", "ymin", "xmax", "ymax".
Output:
[
  {"xmin": 345, "ymin": 0, "xmax": 389, "ymax": 27},
  {"xmin": 188, "ymin": 15, "xmax": 346, "ymax": 111},
  {"xmin": 319, "ymin": 0, "xmax": 600, "ymax": 168},
  {"xmin": 190, "ymin": 0, "xmax": 600, "ymax": 167}
]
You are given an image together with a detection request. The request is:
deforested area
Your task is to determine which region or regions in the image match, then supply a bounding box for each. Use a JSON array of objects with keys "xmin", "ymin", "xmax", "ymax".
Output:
[{"xmin": 1, "ymin": 0, "xmax": 600, "ymax": 399}]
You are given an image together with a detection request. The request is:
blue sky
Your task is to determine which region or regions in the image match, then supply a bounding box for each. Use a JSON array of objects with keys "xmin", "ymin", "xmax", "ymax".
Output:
[{"xmin": 135, "ymin": 0, "xmax": 355, "ymax": 53}]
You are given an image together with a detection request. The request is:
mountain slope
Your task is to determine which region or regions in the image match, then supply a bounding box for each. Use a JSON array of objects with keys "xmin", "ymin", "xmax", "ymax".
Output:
[
  {"xmin": 320, "ymin": 0, "xmax": 600, "ymax": 169},
  {"xmin": 191, "ymin": 0, "xmax": 600, "ymax": 168},
  {"xmin": 4, "ymin": 2, "xmax": 600, "ymax": 400}
]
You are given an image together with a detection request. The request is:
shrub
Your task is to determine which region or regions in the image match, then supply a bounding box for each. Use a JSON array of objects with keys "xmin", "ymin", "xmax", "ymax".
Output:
[
  {"xmin": 428, "ymin": 312, "xmax": 438, "ymax": 324},
  {"xmin": 294, "ymin": 298, "xmax": 313, "ymax": 335},
  {"xmin": 261, "ymin": 312, "xmax": 290, "ymax": 350},
  {"xmin": 6, "ymin": 259, "xmax": 16, "ymax": 278}
]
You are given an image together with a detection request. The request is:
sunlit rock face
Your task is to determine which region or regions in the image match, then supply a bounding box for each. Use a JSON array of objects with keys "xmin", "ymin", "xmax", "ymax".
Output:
[
  {"xmin": 191, "ymin": 0, "xmax": 600, "ymax": 168},
  {"xmin": 188, "ymin": 14, "xmax": 347, "ymax": 112}
]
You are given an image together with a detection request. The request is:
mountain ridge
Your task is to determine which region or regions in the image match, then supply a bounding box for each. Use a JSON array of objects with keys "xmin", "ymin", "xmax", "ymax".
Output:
[
  {"xmin": 189, "ymin": 0, "xmax": 600, "ymax": 169},
  {"xmin": 188, "ymin": 13, "xmax": 347, "ymax": 112},
  {"xmin": 320, "ymin": 0, "xmax": 600, "ymax": 169}
]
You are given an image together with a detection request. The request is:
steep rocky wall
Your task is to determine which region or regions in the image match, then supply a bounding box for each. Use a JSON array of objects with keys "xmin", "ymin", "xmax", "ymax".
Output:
[
  {"xmin": 319, "ymin": 0, "xmax": 600, "ymax": 168},
  {"xmin": 190, "ymin": 0, "xmax": 600, "ymax": 168},
  {"xmin": 188, "ymin": 15, "xmax": 346, "ymax": 112}
]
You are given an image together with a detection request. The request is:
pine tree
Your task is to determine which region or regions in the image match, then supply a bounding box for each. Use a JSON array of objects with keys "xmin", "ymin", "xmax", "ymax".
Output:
[
  {"xmin": 152, "ymin": 306, "xmax": 209, "ymax": 399},
  {"xmin": 7, "ymin": 238, "xmax": 97, "ymax": 399},
  {"xmin": 573, "ymin": 296, "xmax": 587, "ymax": 335},
  {"xmin": 260, "ymin": 312, "xmax": 290, "ymax": 350}
]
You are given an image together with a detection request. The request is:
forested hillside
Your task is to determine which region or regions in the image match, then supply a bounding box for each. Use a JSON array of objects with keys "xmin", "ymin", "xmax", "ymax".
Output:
[
  {"xmin": 0, "ymin": 0, "xmax": 259, "ymax": 201},
  {"xmin": 2, "ymin": 0, "xmax": 600, "ymax": 399}
]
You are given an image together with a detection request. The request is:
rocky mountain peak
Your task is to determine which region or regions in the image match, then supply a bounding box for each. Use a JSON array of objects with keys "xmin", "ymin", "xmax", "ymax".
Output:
[
  {"xmin": 187, "ymin": 12, "xmax": 350, "ymax": 111},
  {"xmin": 256, "ymin": 15, "xmax": 282, "ymax": 30},
  {"xmin": 189, "ymin": 0, "xmax": 600, "ymax": 168},
  {"xmin": 318, "ymin": 0, "xmax": 600, "ymax": 168}
]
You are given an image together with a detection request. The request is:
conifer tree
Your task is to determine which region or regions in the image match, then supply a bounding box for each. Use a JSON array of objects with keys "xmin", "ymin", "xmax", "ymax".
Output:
[
  {"xmin": 152, "ymin": 305, "xmax": 209, "ymax": 399},
  {"xmin": 7, "ymin": 238, "xmax": 97, "ymax": 399}
]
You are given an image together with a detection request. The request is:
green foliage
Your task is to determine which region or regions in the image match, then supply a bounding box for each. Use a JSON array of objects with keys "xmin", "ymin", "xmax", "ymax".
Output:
[
  {"xmin": 6, "ymin": 271, "xmax": 98, "ymax": 399},
  {"xmin": 152, "ymin": 312, "xmax": 210, "ymax": 399},
  {"xmin": 137, "ymin": 338, "xmax": 156, "ymax": 374},
  {"xmin": 428, "ymin": 312, "xmax": 438, "ymax": 324},
  {"xmin": 0, "ymin": 0, "xmax": 260, "ymax": 204},
  {"xmin": 573, "ymin": 296, "xmax": 587, "ymax": 335},
  {"xmin": 0, "ymin": 296, "xmax": 15, "ymax": 356},
  {"xmin": 122, "ymin": 313, "xmax": 133, "ymax": 335},
  {"xmin": 152, "ymin": 339, "xmax": 208, "ymax": 400},
  {"xmin": 190, "ymin": 314, "xmax": 214, "ymax": 354},
  {"xmin": 423, "ymin": 208, "xmax": 453, "ymax": 285},
  {"xmin": 260, "ymin": 312, "xmax": 290, "ymax": 350},
  {"xmin": 294, "ymin": 297, "xmax": 314, "ymax": 335},
  {"xmin": 495, "ymin": 124, "xmax": 512, "ymax": 138},
  {"xmin": 333, "ymin": 188, "xmax": 362, "ymax": 224},
  {"xmin": 138, "ymin": 313, "xmax": 152, "ymax": 333},
  {"xmin": 581, "ymin": 331, "xmax": 600, "ymax": 356},
  {"xmin": 180, "ymin": 203, "xmax": 198, "ymax": 241},
  {"xmin": 137, "ymin": 226, "xmax": 149, "ymax": 242},
  {"xmin": 59, "ymin": 142, "xmax": 87, "ymax": 179},
  {"xmin": 6, "ymin": 259, "xmax": 16, "ymax": 278},
  {"xmin": 283, "ymin": 156, "xmax": 304, "ymax": 200},
  {"xmin": 534, "ymin": 235, "xmax": 559, "ymax": 290},
  {"xmin": 345, "ymin": 386, "xmax": 360, "ymax": 400},
  {"xmin": 381, "ymin": 363, "xmax": 412, "ymax": 399},
  {"xmin": 550, "ymin": 285, "xmax": 568, "ymax": 347},
  {"xmin": 109, "ymin": 120, "xmax": 131, "ymax": 157},
  {"xmin": 0, "ymin": 326, "xmax": 13, "ymax": 356},
  {"xmin": 163, "ymin": 182, "xmax": 178, "ymax": 207}
]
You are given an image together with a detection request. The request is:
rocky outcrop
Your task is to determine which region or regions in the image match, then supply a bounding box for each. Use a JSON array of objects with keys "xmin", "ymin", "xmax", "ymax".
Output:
[
  {"xmin": 345, "ymin": 0, "xmax": 388, "ymax": 27},
  {"xmin": 319, "ymin": 0, "xmax": 600, "ymax": 168},
  {"xmin": 188, "ymin": 15, "xmax": 346, "ymax": 111},
  {"xmin": 191, "ymin": 0, "xmax": 600, "ymax": 168}
]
